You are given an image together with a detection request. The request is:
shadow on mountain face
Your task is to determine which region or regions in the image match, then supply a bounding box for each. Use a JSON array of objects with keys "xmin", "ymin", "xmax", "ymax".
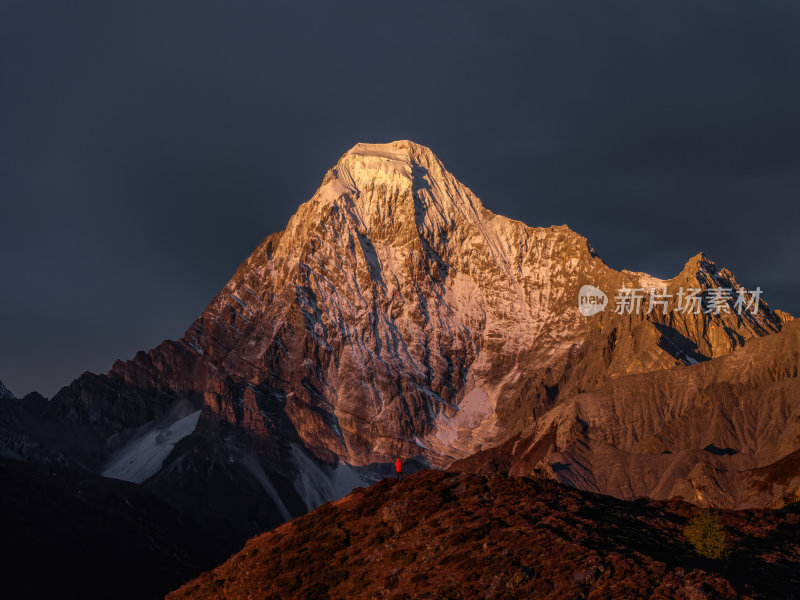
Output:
[
  {"xmin": 704, "ymin": 444, "xmax": 738, "ymax": 456},
  {"xmin": 0, "ymin": 458, "xmax": 230, "ymax": 600},
  {"xmin": 652, "ymin": 321, "xmax": 710, "ymax": 365}
]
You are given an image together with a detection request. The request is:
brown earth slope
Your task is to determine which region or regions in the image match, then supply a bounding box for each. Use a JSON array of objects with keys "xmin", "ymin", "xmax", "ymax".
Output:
[
  {"xmin": 454, "ymin": 319, "xmax": 800, "ymax": 508},
  {"xmin": 168, "ymin": 470, "xmax": 800, "ymax": 600}
]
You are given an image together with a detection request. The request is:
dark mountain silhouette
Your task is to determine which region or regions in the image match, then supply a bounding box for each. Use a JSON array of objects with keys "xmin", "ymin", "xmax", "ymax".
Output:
[{"xmin": 0, "ymin": 458, "xmax": 228, "ymax": 600}]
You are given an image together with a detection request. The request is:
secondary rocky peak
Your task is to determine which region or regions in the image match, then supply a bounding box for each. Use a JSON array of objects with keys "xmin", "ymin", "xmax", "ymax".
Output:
[
  {"xmin": 668, "ymin": 252, "xmax": 747, "ymax": 294},
  {"xmin": 679, "ymin": 251, "xmax": 716, "ymax": 275}
]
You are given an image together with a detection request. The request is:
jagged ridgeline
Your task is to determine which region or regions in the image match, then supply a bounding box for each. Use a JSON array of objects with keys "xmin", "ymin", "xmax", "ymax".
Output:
[{"xmin": 1, "ymin": 142, "xmax": 797, "ymax": 552}]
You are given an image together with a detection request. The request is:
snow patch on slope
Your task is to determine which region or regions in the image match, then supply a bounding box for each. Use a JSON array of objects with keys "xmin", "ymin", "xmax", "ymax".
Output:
[
  {"xmin": 238, "ymin": 453, "xmax": 293, "ymax": 521},
  {"xmin": 433, "ymin": 387, "xmax": 494, "ymax": 446},
  {"xmin": 453, "ymin": 388, "xmax": 493, "ymax": 428},
  {"xmin": 291, "ymin": 444, "xmax": 366, "ymax": 510},
  {"xmin": 102, "ymin": 409, "xmax": 201, "ymax": 484}
]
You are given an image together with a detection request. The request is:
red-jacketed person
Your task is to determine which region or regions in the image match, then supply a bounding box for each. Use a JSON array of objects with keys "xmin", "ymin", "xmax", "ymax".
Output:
[{"xmin": 395, "ymin": 457, "xmax": 402, "ymax": 480}]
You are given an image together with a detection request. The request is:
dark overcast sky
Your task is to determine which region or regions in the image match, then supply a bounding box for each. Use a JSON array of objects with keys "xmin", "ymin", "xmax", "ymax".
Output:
[{"xmin": 2, "ymin": 0, "xmax": 799, "ymax": 397}]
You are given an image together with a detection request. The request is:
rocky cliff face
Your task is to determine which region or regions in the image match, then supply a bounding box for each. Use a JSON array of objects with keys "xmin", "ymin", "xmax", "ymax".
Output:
[
  {"xmin": 454, "ymin": 319, "xmax": 800, "ymax": 508},
  {"xmin": 1, "ymin": 141, "xmax": 795, "ymax": 543},
  {"xmin": 166, "ymin": 141, "xmax": 784, "ymax": 467}
]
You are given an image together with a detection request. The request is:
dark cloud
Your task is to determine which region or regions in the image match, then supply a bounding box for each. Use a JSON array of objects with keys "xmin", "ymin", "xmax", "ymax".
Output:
[{"xmin": 2, "ymin": 0, "xmax": 799, "ymax": 396}]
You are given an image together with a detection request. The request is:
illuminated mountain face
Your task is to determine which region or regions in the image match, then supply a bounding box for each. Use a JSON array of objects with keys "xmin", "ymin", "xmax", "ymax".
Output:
[{"xmin": 1, "ymin": 141, "xmax": 794, "ymax": 548}]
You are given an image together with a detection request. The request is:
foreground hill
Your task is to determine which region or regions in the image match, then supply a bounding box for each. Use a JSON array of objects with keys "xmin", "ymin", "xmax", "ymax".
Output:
[{"xmin": 168, "ymin": 470, "xmax": 800, "ymax": 600}]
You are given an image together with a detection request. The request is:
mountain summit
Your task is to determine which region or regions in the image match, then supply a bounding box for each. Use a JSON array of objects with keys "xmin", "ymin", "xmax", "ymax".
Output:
[
  {"xmin": 1, "ymin": 141, "xmax": 794, "ymax": 547},
  {"xmin": 190, "ymin": 139, "xmax": 782, "ymax": 464}
]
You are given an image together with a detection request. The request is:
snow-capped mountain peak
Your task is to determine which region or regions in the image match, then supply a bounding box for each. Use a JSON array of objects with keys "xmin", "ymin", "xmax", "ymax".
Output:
[{"xmin": 3, "ymin": 141, "xmax": 792, "ymax": 548}]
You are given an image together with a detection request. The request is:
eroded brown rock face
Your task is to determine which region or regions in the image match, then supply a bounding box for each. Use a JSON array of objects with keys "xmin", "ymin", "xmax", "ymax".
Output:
[
  {"xmin": 1, "ymin": 141, "xmax": 794, "ymax": 544},
  {"xmin": 453, "ymin": 320, "xmax": 800, "ymax": 508}
]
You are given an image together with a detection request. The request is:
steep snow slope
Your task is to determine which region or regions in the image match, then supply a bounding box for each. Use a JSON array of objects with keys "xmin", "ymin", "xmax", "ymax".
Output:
[{"xmin": 102, "ymin": 402, "xmax": 202, "ymax": 484}]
